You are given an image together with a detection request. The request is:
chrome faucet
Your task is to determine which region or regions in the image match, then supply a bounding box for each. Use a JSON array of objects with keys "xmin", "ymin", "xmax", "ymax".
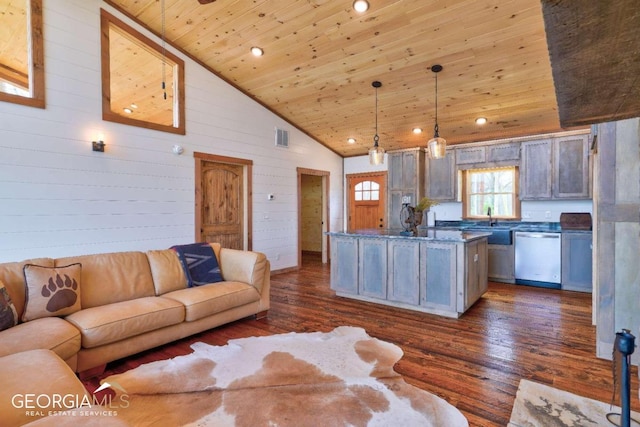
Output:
[{"xmin": 487, "ymin": 207, "xmax": 497, "ymax": 226}]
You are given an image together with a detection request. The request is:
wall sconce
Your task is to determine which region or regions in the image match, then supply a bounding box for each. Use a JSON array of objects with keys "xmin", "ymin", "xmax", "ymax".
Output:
[
  {"xmin": 172, "ymin": 144, "xmax": 184, "ymax": 155},
  {"xmin": 92, "ymin": 133, "xmax": 105, "ymax": 152}
]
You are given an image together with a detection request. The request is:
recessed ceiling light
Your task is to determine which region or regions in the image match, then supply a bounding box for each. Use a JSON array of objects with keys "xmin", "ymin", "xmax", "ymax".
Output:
[
  {"xmin": 123, "ymin": 107, "xmax": 133, "ymax": 114},
  {"xmin": 353, "ymin": 0, "xmax": 369, "ymax": 13},
  {"xmin": 251, "ymin": 46, "xmax": 264, "ymax": 57},
  {"xmin": 412, "ymin": 128, "xmax": 422, "ymax": 134},
  {"xmin": 475, "ymin": 117, "xmax": 487, "ymax": 125},
  {"xmin": 130, "ymin": 103, "xmax": 138, "ymax": 109},
  {"xmin": 347, "ymin": 137, "xmax": 356, "ymax": 144}
]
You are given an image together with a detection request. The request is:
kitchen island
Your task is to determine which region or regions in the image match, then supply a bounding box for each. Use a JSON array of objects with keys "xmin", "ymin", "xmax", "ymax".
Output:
[{"xmin": 327, "ymin": 228, "xmax": 490, "ymax": 318}]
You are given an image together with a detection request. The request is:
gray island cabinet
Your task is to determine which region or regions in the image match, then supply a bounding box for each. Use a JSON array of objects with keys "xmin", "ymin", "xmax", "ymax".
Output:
[{"xmin": 328, "ymin": 229, "xmax": 489, "ymax": 318}]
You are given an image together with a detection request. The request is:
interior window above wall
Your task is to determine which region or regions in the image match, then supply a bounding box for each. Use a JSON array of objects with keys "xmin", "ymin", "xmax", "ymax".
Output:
[
  {"xmin": 462, "ymin": 166, "xmax": 520, "ymax": 219},
  {"xmin": 0, "ymin": 0, "xmax": 45, "ymax": 108},
  {"xmin": 100, "ymin": 9, "xmax": 185, "ymax": 134}
]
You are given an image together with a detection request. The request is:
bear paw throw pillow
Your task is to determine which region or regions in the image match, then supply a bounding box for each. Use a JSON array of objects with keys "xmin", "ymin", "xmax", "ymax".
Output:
[{"xmin": 22, "ymin": 263, "xmax": 82, "ymax": 322}]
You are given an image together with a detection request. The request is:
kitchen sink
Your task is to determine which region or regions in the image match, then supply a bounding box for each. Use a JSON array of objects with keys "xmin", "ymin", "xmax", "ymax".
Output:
[{"xmin": 461, "ymin": 226, "xmax": 513, "ymax": 245}]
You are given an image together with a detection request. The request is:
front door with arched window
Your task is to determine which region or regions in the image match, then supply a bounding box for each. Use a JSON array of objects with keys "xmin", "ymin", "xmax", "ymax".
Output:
[{"xmin": 346, "ymin": 172, "xmax": 387, "ymax": 232}]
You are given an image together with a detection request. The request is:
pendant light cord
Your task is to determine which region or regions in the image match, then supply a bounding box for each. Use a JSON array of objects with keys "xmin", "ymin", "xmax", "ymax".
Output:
[
  {"xmin": 161, "ymin": 0, "xmax": 167, "ymax": 100},
  {"xmin": 374, "ymin": 85, "xmax": 379, "ymax": 147},
  {"xmin": 434, "ymin": 71, "xmax": 439, "ymax": 137}
]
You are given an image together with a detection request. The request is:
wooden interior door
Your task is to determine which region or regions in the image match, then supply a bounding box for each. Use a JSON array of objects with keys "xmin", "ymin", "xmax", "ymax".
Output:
[
  {"xmin": 347, "ymin": 172, "xmax": 387, "ymax": 232},
  {"xmin": 200, "ymin": 161, "xmax": 244, "ymax": 249}
]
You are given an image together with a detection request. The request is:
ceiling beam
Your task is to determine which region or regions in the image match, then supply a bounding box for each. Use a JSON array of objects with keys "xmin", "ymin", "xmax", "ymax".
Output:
[{"xmin": 541, "ymin": 0, "xmax": 640, "ymax": 127}]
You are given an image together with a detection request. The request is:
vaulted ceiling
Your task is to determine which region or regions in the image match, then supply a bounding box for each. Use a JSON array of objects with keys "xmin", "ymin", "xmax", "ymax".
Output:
[{"xmin": 94, "ymin": 1, "xmax": 640, "ymax": 156}]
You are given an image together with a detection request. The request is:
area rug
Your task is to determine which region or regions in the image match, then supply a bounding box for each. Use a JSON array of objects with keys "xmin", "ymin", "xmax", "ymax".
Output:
[
  {"xmin": 509, "ymin": 379, "xmax": 640, "ymax": 427},
  {"xmin": 98, "ymin": 326, "xmax": 468, "ymax": 426}
]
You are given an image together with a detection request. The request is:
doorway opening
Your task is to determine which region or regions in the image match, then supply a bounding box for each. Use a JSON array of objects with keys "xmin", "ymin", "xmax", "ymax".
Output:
[{"xmin": 297, "ymin": 168, "xmax": 330, "ymax": 267}]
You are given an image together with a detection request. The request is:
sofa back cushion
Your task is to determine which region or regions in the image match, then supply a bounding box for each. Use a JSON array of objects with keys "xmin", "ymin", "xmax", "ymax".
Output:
[
  {"xmin": 146, "ymin": 243, "xmax": 222, "ymax": 295},
  {"xmin": 219, "ymin": 248, "xmax": 268, "ymax": 292},
  {"xmin": 210, "ymin": 243, "xmax": 222, "ymax": 263},
  {"xmin": 55, "ymin": 252, "xmax": 155, "ymax": 309},
  {"xmin": 0, "ymin": 258, "xmax": 54, "ymax": 319},
  {"xmin": 146, "ymin": 249, "xmax": 187, "ymax": 295}
]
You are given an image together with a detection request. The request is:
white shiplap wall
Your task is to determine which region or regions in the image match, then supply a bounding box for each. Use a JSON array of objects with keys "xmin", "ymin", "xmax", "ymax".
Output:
[{"xmin": 0, "ymin": 0, "xmax": 344, "ymax": 268}]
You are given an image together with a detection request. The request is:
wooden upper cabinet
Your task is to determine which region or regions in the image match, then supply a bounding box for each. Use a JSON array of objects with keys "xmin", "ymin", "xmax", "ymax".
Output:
[
  {"xmin": 425, "ymin": 149, "xmax": 457, "ymax": 201},
  {"xmin": 520, "ymin": 139, "xmax": 553, "ymax": 200},
  {"xmin": 456, "ymin": 146, "xmax": 486, "ymax": 165},
  {"xmin": 487, "ymin": 142, "xmax": 520, "ymax": 162},
  {"xmin": 388, "ymin": 152, "xmax": 405, "ymax": 190},
  {"xmin": 553, "ymin": 135, "xmax": 590, "ymax": 199},
  {"xmin": 387, "ymin": 149, "xmax": 425, "ymax": 228},
  {"xmin": 520, "ymin": 134, "xmax": 590, "ymax": 200},
  {"xmin": 388, "ymin": 149, "xmax": 422, "ymax": 191}
]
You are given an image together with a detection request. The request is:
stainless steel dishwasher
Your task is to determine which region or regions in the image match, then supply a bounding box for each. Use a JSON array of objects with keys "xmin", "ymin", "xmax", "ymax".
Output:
[{"xmin": 514, "ymin": 231, "xmax": 561, "ymax": 288}]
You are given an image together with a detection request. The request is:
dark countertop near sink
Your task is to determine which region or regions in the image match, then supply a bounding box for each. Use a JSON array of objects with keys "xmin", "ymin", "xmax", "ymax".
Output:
[
  {"xmin": 327, "ymin": 228, "xmax": 491, "ymax": 242},
  {"xmin": 434, "ymin": 220, "xmax": 590, "ymax": 233}
]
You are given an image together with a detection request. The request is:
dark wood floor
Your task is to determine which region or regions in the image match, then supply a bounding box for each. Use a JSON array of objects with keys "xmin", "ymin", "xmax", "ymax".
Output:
[{"xmin": 85, "ymin": 253, "xmax": 639, "ymax": 426}]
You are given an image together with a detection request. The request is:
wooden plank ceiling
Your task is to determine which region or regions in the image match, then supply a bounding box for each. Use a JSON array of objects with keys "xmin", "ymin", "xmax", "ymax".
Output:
[{"xmin": 51, "ymin": 2, "xmax": 640, "ymax": 155}]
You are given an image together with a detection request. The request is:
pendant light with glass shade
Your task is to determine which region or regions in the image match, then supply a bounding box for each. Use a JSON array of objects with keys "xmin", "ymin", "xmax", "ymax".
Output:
[
  {"xmin": 427, "ymin": 65, "xmax": 446, "ymax": 159},
  {"xmin": 368, "ymin": 81, "xmax": 385, "ymax": 165}
]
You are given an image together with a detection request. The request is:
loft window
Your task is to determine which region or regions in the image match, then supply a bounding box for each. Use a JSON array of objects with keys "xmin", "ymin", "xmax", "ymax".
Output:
[
  {"xmin": 462, "ymin": 166, "xmax": 520, "ymax": 219},
  {"xmin": 0, "ymin": 0, "xmax": 45, "ymax": 108},
  {"xmin": 354, "ymin": 181, "xmax": 380, "ymax": 201},
  {"xmin": 100, "ymin": 9, "xmax": 185, "ymax": 135}
]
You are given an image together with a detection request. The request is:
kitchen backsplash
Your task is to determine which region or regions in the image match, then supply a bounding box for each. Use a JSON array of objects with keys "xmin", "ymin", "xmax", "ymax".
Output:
[{"xmin": 431, "ymin": 199, "xmax": 593, "ymax": 222}]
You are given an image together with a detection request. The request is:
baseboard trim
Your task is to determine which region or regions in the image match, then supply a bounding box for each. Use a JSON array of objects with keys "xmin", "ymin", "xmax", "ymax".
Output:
[{"xmin": 271, "ymin": 266, "xmax": 298, "ymax": 275}]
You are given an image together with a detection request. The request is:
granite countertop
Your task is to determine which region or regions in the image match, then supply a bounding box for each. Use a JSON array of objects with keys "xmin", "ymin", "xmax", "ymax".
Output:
[
  {"xmin": 327, "ymin": 228, "xmax": 491, "ymax": 243},
  {"xmin": 435, "ymin": 220, "xmax": 591, "ymax": 233}
]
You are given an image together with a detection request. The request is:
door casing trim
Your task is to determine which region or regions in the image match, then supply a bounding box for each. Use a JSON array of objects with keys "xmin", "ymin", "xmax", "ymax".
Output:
[{"xmin": 194, "ymin": 152, "xmax": 253, "ymax": 250}]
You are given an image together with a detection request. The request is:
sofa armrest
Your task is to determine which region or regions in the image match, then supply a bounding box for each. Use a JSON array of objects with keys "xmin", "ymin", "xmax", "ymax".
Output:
[{"xmin": 219, "ymin": 248, "xmax": 269, "ymax": 294}]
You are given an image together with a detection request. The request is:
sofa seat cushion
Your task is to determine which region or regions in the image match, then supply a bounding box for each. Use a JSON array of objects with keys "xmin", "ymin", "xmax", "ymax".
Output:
[
  {"xmin": 0, "ymin": 317, "xmax": 80, "ymax": 361},
  {"xmin": 0, "ymin": 349, "xmax": 89, "ymax": 427},
  {"xmin": 163, "ymin": 281, "xmax": 260, "ymax": 322},
  {"xmin": 65, "ymin": 297, "xmax": 185, "ymax": 349}
]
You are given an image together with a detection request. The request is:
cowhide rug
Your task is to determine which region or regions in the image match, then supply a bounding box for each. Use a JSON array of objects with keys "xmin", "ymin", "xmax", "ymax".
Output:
[
  {"xmin": 509, "ymin": 379, "xmax": 640, "ymax": 427},
  {"xmin": 100, "ymin": 326, "xmax": 468, "ymax": 426}
]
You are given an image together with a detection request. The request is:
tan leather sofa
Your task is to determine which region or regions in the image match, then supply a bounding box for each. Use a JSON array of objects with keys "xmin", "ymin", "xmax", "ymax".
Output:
[
  {"xmin": 0, "ymin": 349, "xmax": 130, "ymax": 426},
  {"xmin": 0, "ymin": 243, "xmax": 270, "ymax": 374}
]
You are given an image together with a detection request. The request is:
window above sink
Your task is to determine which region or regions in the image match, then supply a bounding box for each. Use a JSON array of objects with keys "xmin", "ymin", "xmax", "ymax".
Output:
[{"xmin": 462, "ymin": 166, "xmax": 521, "ymax": 220}]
